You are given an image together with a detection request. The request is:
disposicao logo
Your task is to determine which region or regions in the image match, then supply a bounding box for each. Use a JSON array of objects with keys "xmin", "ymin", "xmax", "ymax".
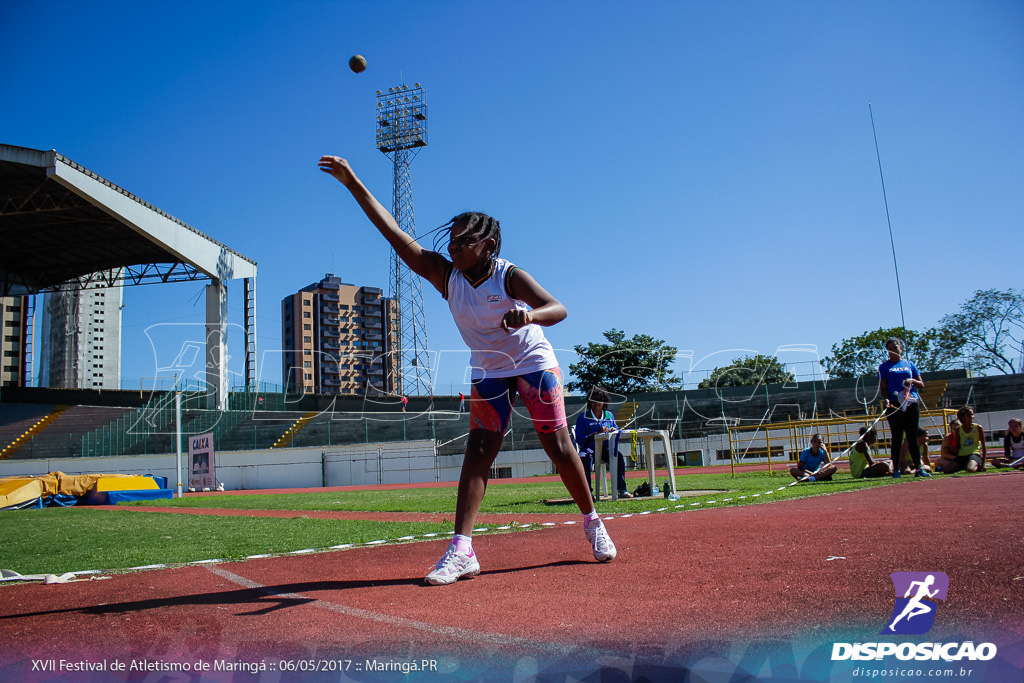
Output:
[
  {"xmin": 883, "ymin": 571, "xmax": 948, "ymax": 635},
  {"xmin": 831, "ymin": 571, "xmax": 998, "ymax": 663}
]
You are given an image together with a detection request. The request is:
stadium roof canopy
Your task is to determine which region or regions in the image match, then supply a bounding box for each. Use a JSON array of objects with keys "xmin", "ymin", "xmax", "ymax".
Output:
[{"xmin": 0, "ymin": 143, "xmax": 257, "ymax": 296}]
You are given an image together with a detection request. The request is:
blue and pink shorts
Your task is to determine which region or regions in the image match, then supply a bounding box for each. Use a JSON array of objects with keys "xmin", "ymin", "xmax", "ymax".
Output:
[{"xmin": 470, "ymin": 367, "xmax": 567, "ymax": 435}]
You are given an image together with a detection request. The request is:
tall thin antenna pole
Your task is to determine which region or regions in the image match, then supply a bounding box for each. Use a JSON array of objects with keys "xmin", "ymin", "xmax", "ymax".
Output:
[{"xmin": 869, "ymin": 103, "xmax": 907, "ymax": 331}]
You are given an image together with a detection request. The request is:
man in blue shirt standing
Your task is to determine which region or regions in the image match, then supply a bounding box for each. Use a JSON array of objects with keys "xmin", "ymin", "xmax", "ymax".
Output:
[{"xmin": 790, "ymin": 433, "xmax": 837, "ymax": 482}]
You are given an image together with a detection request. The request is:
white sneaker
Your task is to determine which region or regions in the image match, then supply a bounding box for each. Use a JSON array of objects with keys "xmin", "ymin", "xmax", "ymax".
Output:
[
  {"xmin": 584, "ymin": 519, "xmax": 617, "ymax": 562},
  {"xmin": 425, "ymin": 545, "xmax": 481, "ymax": 585}
]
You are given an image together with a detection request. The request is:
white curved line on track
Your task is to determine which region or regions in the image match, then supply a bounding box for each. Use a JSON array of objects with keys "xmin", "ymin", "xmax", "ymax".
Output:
[{"xmin": 204, "ymin": 564, "xmax": 583, "ymax": 656}]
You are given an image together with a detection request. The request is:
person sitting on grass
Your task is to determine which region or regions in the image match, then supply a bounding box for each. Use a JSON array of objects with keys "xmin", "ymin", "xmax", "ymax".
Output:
[
  {"xmin": 790, "ymin": 433, "xmax": 837, "ymax": 482},
  {"xmin": 850, "ymin": 427, "xmax": 892, "ymax": 478},
  {"xmin": 991, "ymin": 417, "xmax": 1024, "ymax": 469},
  {"xmin": 934, "ymin": 417, "xmax": 960, "ymax": 470},
  {"xmin": 935, "ymin": 406, "xmax": 986, "ymax": 473},
  {"xmin": 899, "ymin": 427, "xmax": 933, "ymax": 474}
]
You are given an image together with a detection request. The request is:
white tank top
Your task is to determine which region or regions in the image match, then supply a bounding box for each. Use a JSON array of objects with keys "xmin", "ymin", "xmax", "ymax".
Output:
[
  {"xmin": 1008, "ymin": 433, "xmax": 1024, "ymax": 458},
  {"xmin": 445, "ymin": 257, "xmax": 558, "ymax": 380}
]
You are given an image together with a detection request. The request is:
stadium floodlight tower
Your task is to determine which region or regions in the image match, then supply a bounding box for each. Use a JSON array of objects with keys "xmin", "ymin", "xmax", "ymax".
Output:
[{"xmin": 376, "ymin": 82, "xmax": 432, "ymax": 396}]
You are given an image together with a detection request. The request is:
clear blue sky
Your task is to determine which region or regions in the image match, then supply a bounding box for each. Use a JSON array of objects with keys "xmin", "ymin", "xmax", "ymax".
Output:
[{"xmin": 2, "ymin": 0, "xmax": 1021, "ymax": 394}]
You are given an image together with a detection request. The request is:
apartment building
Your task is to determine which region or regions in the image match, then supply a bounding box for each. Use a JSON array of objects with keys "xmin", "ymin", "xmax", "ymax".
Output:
[
  {"xmin": 38, "ymin": 282, "xmax": 123, "ymax": 390},
  {"xmin": 1, "ymin": 296, "xmax": 30, "ymax": 388},
  {"xmin": 281, "ymin": 274, "xmax": 399, "ymax": 395}
]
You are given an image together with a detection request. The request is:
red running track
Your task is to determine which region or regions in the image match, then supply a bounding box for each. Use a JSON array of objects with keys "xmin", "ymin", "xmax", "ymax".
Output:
[{"xmin": 1, "ymin": 473, "xmax": 1022, "ymax": 682}]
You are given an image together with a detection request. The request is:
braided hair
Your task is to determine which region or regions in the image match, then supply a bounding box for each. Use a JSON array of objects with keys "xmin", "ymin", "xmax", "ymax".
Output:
[{"xmin": 432, "ymin": 212, "xmax": 502, "ymax": 261}]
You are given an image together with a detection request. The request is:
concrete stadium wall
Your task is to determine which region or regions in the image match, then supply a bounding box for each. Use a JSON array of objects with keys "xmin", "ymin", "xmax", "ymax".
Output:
[
  {"xmin": 3, "ymin": 406, "xmax": 1016, "ymax": 492},
  {"xmin": 0, "ymin": 452, "xmax": 181, "ymax": 487},
  {"xmin": 0, "ymin": 440, "xmax": 555, "ymax": 492}
]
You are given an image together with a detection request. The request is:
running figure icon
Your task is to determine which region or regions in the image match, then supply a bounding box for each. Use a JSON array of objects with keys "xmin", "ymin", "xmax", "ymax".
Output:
[
  {"xmin": 882, "ymin": 571, "xmax": 949, "ymax": 635},
  {"xmin": 888, "ymin": 575, "xmax": 938, "ymax": 631}
]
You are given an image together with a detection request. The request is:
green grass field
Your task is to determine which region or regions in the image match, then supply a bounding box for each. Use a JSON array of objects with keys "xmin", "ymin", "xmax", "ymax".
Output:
[
  {"xmin": 0, "ymin": 470, "xmax": 903, "ymax": 578},
  {"xmin": 0, "ymin": 511, "xmax": 453, "ymax": 577},
  {"xmin": 125, "ymin": 470, "xmax": 896, "ymax": 513}
]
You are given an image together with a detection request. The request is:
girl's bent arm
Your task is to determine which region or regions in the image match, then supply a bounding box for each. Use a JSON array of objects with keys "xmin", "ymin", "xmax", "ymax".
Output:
[
  {"xmin": 503, "ymin": 267, "xmax": 567, "ymax": 329},
  {"xmin": 319, "ymin": 155, "xmax": 448, "ymax": 293}
]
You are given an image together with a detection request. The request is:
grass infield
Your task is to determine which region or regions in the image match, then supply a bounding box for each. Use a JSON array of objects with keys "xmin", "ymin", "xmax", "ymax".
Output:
[
  {"xmin": 0, "ymin": 511, "xmax": 454, "ymax": 577},
  {"xmin": 127, "ymin": 470, "xmax": 897, "ymax": 513},
  {"xmin": 0, "ymin": 470, "xmax": 915, "ymax": 577}
]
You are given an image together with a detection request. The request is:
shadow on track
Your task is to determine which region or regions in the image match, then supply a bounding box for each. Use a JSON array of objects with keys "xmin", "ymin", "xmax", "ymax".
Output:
[{"xmin": 0, "ymin": 560, "xmax": 590, "ymax": 620}]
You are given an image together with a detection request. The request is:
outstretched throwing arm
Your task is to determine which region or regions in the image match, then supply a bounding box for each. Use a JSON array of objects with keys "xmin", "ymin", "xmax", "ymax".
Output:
[{"xmin": 319, "ymin": 155, "xmax": 448, "ymax": 293}]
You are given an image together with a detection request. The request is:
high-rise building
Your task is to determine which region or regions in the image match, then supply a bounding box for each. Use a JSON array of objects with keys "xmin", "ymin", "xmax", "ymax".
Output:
[
  {"xmin": 1, "ymin": 296, "xmax": 30, "ymax": 388},
  {"xmin": 38, "ymin": 281, "xmax": 123, "ymax": 390},
  {"xmin": 281, "ymin": 274, "xmax": 399, "ymax": 396}
]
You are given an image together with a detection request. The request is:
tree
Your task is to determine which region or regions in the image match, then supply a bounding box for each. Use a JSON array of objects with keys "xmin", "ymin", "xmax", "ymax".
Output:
[
  {"xmin": 935, "ymin": 288, "xmax": 1024, "ymax": 375},
  {"xmin": 697, "ymin": 354, "xmax": 796, "ymax": 389},
  {"xmin": 567, "ymin": 328, "xmax": 681, "ymax": 394},
  {"xmin": 820, "ymin": 327, "xmax": 958, "ymax": 379}
]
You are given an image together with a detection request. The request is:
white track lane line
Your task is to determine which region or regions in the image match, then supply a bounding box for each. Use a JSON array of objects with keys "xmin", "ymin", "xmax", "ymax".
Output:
[
  {"xmin": 205, "ymin": 564, "xmax": 586, "ymax": 656},
  {"xmin": 33, "ymin": 487, "xmax": 825, "ymax": 579}
]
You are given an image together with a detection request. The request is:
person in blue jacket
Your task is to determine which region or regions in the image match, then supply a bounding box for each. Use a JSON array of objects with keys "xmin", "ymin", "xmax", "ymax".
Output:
[
  {"xmin": 877, "ymin": 337, "xmax": 931, "ymax": 478},
  {"xmin": 575, "ymin": 387, "xmax": 633, "ymax": 498}
]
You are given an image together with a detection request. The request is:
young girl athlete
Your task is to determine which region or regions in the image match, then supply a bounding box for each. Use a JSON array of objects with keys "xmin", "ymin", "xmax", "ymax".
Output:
[{"xmin": 318, "ymin": 155, "xmax": 617, "ymax": 585}]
